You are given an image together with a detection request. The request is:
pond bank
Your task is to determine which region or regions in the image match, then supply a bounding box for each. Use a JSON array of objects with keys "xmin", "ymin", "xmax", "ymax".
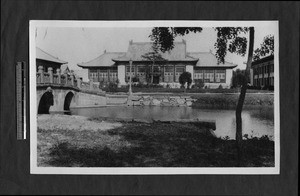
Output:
[
  {"xmin": 191, "ymin": 93, "xmax": 274, "ymax": 109},
  {"xmin": 105, "ymin": 92, "xmax": 274, "ymax": 108},
  {"xmin": 37, "ymin": 114, "xmax": 274, "ymax": 167}
]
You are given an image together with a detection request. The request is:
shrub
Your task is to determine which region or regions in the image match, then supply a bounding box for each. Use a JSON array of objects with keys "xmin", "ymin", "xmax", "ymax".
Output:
[
  {"xmin": 218, "ymin": 84, "xmax": 223, "ymax": 89},
  {"xmin": 103, "ymin": 82, "xmax": 118, "ymax": 92},
  {"xmin": 194, "ymin": 79, "xmax": 205, "ymax": 89},
  {"xmin": 132, "ymin": 77, "xmax": 139, "ymax": 83},
  {"xmin": 179, "ymin": 72, "xmax": 192, "ymax": 89}
]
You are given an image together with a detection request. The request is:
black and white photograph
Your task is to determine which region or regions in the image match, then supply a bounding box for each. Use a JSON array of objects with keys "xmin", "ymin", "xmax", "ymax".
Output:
[{"xmin": 30, "ymin": 21, "xmax": 279, "ymax": 174}]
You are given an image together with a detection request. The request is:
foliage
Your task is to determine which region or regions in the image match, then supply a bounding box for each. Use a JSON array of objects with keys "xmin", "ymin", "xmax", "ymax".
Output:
[
  {"xmin": 132, "ymin": 77, "xmax": 139, "ymax": 83},
  {"xmin": 179, "ymin": 72, "xmax": 192, "ymax": 88},
  {"xmin": 107, "ymin": 82, "xmax": 118, "ymax": 92},
  {"xmin": 214, "ymin": 27, "xmax": 248, "ymax": 63},
  {"xmin": 193, "ymin": 79, "xmax": 205, "ymax": 89},
  {"xmin": 149, "ymin": 27, "xmax": 203, "ymax": 52},
  {"xmin": 253, "ymin": 35, "xmax": 274, "ymax": 61},
  {"xmin": 232, "ymin": 69, "xmax": 249, "ymax": 88},
  {"xmin": 141, "ymin": 43, "xmax": 167, "ymax": 83},
  {"xmin": 149, "ymin": 27, "xmax": 249, "ymax": 64}
]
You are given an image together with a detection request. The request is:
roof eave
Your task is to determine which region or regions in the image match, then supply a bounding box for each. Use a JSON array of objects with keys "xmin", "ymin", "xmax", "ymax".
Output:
[
  {"xmin": 196, "ymin": 65, "xmax": 237, "ymax": 69},
  {"xmin": 37, "ymin": 58, "xmax": 68, "ymax": 64}
]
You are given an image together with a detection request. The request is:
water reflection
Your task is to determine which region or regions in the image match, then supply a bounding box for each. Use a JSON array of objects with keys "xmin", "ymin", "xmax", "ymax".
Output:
[{"xmin": 70, "ymin": 106, "xmax": 274, "ymax": 140}]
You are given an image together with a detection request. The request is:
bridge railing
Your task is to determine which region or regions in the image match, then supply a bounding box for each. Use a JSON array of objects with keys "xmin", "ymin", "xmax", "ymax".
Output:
[{"xmin": 36, "ymin": 66, "xmax": 104, "ymax": 94}]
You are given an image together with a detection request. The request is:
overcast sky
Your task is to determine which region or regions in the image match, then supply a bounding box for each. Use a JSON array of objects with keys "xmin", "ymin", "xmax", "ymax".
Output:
[{"xmin": 35, "ymin": 24, "xmax": 276, "ymax": 71}]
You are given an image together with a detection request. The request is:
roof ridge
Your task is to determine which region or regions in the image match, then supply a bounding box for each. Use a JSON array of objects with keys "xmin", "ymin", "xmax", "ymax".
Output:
[{"xmin": 78, "ymin": 51, "xmax": 125, "ymax": 66}]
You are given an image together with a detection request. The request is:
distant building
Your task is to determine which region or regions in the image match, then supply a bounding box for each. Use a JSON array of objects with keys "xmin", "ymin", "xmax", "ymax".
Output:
[
  {"xmin": 72, "ymin": 69, "xmax": 89, "ymax": 82},
  {"xmin": 36, "ymin": 47, "xmax": 68, "ymax": 72},
  {"xmin": 78, "ymin": 40, "xmax": 237, "ymax": 88},
  {"xmin": 250, "ymin": 55, "xmax": 274, "ymax": 88},
  {"xmin": 60, "ymin": 64, "xmax": 70, "ymax": 74}
]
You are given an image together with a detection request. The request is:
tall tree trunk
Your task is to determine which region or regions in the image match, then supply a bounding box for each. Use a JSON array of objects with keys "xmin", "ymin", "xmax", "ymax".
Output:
[{"xmin": 235, "ymin": 27, "xmax": 255, "ymax": 166}]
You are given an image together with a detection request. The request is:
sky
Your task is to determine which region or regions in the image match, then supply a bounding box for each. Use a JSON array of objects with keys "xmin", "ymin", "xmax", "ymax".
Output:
[{"xmin": 35, "ymin": 23, "xmax": 277, "ymax": 73}]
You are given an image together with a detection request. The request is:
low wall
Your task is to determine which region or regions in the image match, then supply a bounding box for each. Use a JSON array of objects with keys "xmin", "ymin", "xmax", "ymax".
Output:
[
  {"xmin": 128, "ymin": 95, "xmax": 195, "ymax": 107},
  {"xmin": 70, "ymin": 92, "xmax": 107, "ymax": 108}
]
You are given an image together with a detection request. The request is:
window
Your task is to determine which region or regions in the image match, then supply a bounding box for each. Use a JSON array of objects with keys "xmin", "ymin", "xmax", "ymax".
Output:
[
  {"xmin": 165, "ymin": 66, "xmax": 174, "ymax": 72},
  {"xmin": 176, "ymin": 67, "xmax": 185, "ymax": 73},
  {"xmin": 194, "ymin": 69, "xmax": 203, "ymax": 80},
  {"xmin": 215, "ymin": 69, "xmax": 226, "ymax": 83},
  {"xmin": 153, "ymin": 66, "xmax": 160, "ymax": 72},
  {"xmin": 126, "ymin": 66, "xmax": 135, "ymax": 73},
  {"xmin": 204, "ymin": 69, "xmax": 214, "ymax": 83},
  {"xmin": 137, "ymin": 66, "xmax": 146, "ymax": 73}
]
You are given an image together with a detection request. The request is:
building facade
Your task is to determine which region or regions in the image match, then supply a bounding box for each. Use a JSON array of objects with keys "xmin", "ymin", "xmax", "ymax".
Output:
[
  {"xmin": 250, "ymin": 55, "xmax": 274, "ymax": 88},
  {"xmin": 78, "ymin": 40, "xmax": 237, "ymax": 88}
]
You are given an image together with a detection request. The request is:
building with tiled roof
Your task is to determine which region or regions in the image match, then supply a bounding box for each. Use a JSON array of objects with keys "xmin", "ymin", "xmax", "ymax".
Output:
[
  {"xmin": 250, "ymin": 55, "xmax": 274, "ymax": 88},
  {"xmin": 36, "ymin": 47, "xmax": 68, "ymax": 73},
  {"xmin": 78, "ymin": 40, "xmax": 237, "ymax": 88}
]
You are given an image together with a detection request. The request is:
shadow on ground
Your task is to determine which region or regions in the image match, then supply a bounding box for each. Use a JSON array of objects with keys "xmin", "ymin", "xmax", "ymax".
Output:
[{"xmin": 45, "ymin": 122, "xmax": 274, "ymax": 167}]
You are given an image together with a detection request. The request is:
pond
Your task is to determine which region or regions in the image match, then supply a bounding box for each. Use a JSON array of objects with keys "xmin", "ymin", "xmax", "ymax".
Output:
[{"xmin": 69, "ymin": 106, "xmax": 274, "ymax": 140}]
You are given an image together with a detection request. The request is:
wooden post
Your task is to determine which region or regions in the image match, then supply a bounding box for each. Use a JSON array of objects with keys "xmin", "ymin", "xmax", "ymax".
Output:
[
  {"xmin": 48, "ymin": 67, "xmax": 53, "ymax": 83},
  {"xmin": 38, "ymin": 66, "xmax": 44, "ymax": 83}
]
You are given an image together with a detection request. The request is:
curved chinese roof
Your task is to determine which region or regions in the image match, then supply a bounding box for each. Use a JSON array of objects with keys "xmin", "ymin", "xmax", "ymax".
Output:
[
  {"xmin": 112, "ymin": 41, "xmax": 198, "ymax": 62},
  {"xmin": 78, "ymin": 52, "xmax": 125, "ymax": 68},
  {"xmin": 188, "ymin": 52, "xmax": 237, "ymax": 68}
]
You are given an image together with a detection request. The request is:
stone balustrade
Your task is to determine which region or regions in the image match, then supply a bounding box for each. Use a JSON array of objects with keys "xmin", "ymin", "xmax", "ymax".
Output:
[{"xmin": 36, "ymin": 66, "xmax": 99, "ymax": 93}]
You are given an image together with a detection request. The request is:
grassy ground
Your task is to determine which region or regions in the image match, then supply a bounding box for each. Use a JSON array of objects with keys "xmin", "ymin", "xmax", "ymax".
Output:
[{"xmin": 37, "ymin": 115, "xmax": 274, "ymax": 167}]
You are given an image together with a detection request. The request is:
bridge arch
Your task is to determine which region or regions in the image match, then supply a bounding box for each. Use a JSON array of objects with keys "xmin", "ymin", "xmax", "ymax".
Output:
[
  {"xmin": 63, "ymin": 91, "xmax": 74, "ymax": 111},
  {"xmin": 38, "ymin": 90, "xmax": 54, "ymax": 114}
]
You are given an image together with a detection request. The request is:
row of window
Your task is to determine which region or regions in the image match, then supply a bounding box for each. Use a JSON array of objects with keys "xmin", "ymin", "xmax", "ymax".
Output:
[
  {"xmin": 194, "ymin": 69, "xmax": 226, "ymax": 83},
  {"xmin": 253, "ymin": 64, "xmax": 274, "ymax": 75},
  {"xmin": 89, "ymin": 69, "xmax": 118, "ymax": 82},
  {"xmin": 254, "ymin": 77, "xmax": 274, "ymax": 86},
  {"xmin": 89, "ymin": 68, "xmax": 227, "ymax": 83},
  {"xmin": 125, "ymin": 66, "xmax": 186, "ymax": 73}
]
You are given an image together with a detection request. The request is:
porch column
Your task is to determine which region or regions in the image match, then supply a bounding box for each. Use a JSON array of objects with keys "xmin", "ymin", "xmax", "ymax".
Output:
[{"xmin": 117, "ymin": 65, "xmax": 126, "ymax": 85}]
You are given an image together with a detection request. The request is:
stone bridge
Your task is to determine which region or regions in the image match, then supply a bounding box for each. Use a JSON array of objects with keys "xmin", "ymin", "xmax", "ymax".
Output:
[{"xmin": 36, "ymin": 66, "xmax": 106, "ymax": 113}]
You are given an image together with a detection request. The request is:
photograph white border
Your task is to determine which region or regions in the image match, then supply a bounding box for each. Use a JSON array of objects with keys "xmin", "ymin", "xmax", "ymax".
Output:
[{"xmin": 30, "ymin": 20, "xmax": 280, "ymax": 175}]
